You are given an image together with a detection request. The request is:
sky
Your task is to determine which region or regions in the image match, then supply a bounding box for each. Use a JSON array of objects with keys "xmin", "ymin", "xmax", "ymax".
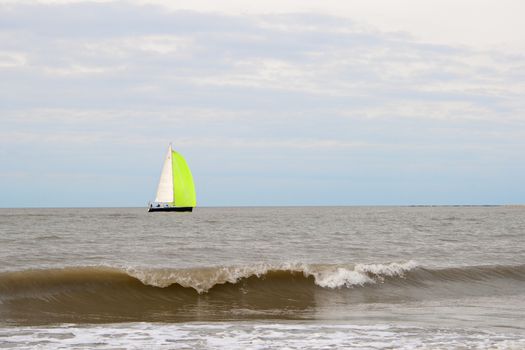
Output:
[{"xmin": 1, "ymin": 0, "xmax": 524, "ymax": 207}]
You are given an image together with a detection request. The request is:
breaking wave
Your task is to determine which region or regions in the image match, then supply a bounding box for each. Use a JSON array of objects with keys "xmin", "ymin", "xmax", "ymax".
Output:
[
  {"xmin": 1, "ymin": 262, "xmax": 525, "ymax": 324},
  {"xmin": 125, "ymin": 261, "xmax": 419, "ymax": 292}
]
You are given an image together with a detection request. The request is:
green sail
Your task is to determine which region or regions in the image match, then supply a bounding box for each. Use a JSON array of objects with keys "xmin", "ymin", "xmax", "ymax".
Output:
[{"xmin": 171, "ymin": 150, "xmax": 196, "ymax": 207}]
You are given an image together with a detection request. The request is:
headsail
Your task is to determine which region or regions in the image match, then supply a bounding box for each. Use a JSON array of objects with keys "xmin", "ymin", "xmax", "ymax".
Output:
[{"xmin": 154, "ymin": 145, "xmax": 174, "ymax": 203}]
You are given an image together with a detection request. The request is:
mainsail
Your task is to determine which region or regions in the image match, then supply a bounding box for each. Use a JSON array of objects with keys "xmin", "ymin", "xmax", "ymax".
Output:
[{"xmin": 154, "ymin": 144, "xmax": 196, "ymax": 207}]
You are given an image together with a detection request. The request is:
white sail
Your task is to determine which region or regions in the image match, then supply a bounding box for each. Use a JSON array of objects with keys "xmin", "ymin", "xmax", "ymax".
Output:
[{"xmin": 154, "ymin": 145, "xmax": 173, "ymax": 203}]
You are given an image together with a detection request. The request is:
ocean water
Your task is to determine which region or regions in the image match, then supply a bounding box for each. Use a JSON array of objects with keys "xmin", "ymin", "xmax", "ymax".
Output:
[{"xmin": 0, "ymin": 206, "xmax": 524, "ymax": 349}]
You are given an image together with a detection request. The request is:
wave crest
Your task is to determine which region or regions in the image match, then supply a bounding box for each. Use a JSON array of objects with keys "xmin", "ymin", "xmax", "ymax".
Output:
[{"xmin": 124, "ymin": 261, "xmax": 419, "ymax": 292}]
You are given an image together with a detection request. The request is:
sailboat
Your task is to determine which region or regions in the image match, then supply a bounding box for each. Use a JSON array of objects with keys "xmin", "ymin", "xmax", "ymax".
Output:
[{"xmin": 148, "ymin": 144, "xmax": 196, "ymax": 212}]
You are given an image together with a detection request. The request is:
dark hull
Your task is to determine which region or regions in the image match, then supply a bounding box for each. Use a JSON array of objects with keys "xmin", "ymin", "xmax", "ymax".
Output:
[{"xmin": 148, "ymin": 207, "xmax": 193, "ymax": 213}]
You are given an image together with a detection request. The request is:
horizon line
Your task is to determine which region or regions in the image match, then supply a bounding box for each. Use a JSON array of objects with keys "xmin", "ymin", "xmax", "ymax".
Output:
[{"xmin": 1, "ymin": 204, "xmax": 522, "ymax": 210}]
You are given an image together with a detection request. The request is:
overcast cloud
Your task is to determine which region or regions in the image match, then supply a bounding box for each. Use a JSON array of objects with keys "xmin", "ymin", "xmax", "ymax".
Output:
[{"xmin": 1, "ymin": 1, "xmax": 524, "ymax": 206}]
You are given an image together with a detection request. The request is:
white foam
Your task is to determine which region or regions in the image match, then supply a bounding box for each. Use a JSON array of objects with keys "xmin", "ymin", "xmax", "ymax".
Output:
[
  {"xmin": 306, "ymin": 261, "xmax": 419, "ymax": 289},
  {"xmin": 309, "ymin": 267, "xmax": 375, "ymax": 288},
  {"xmin": 355, "ymin": 260, "xmax": 419, "ymax": 276},
  {"xmin": 1, "ymin": 322, "xmax": 523, "ymax": 350}
]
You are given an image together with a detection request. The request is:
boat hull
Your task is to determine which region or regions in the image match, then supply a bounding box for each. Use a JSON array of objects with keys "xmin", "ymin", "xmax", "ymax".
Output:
[{"xmin": 148, "ymin": 206, "xmax": 193, "ymax": 213}]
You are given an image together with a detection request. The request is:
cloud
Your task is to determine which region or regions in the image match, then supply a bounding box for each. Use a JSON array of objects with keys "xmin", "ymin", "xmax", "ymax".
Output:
[{"xmin": 0, "ymin": 51, "xmax": 27, "ymax": 67}]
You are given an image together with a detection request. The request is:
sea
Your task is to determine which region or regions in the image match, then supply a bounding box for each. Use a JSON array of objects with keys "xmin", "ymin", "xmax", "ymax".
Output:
[{"xmin": 0, "ymin": 206, "xmax": 524, "ymax": 349}]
